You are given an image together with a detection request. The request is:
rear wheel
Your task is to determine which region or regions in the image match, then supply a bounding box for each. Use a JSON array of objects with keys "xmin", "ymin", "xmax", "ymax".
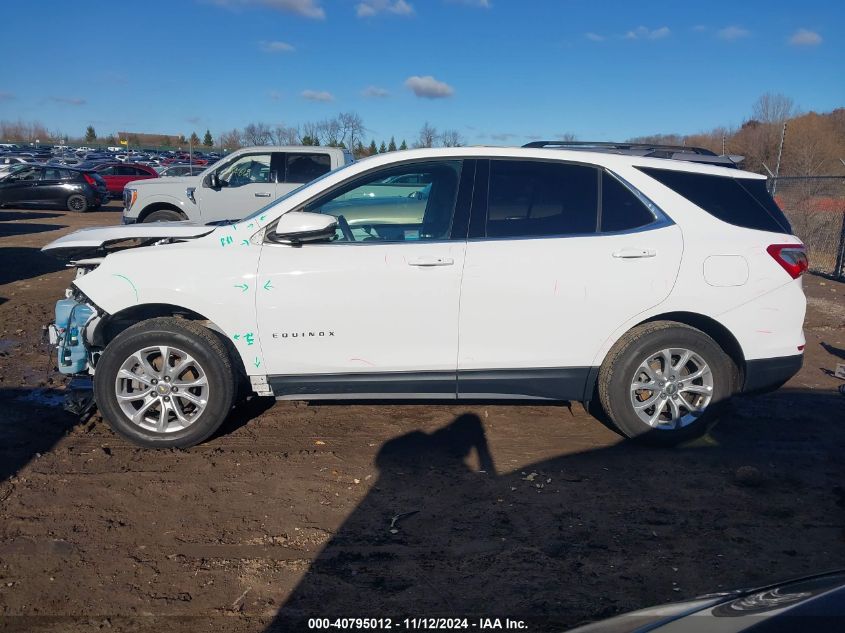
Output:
[
  {"xmin": 67, "ymin": 194, "xmax": 88, "ymax": 212},
  {"xmin": 597, "ymin": 321, "xmax": 734, "ymax": 444},
  {"xmin": 144, "ymin": 209, "xmax": 184, "ymax": 222},
  {"xmin": 94, "ymin": 318, "xmax": 236, "ymax": 448}
]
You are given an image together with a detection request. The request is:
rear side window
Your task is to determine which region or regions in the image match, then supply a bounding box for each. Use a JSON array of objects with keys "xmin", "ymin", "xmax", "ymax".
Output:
[
  {"xmin": 601, "ymin": 173, "xmax": 656, "ymax": 232},
  {"xmin": 486, "ymin": 160, "xmax": 598, "ymax": 238},
  {"xmin": 638, "ymin": 167, "xmax": 791, "ymax": 233},
  {"xmin": 286, "ymin": 153, "xmax": 331, "ymax": 184}
]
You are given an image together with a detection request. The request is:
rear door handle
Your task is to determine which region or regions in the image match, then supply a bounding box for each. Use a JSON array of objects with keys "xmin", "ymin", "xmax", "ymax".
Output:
[
  {"xmin": 408, "ymin": 257, "xmax": 454, "ymax": 267},
  {"xmin": 254, "ymin": 192, "xmax": 272, "ymax": 198},
  {"xmin": 612, "ymin": 248, "xmax": 656, "ymax": 259}
]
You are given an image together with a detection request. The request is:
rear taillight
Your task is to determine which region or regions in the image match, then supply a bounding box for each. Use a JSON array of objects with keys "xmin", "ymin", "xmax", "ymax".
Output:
[
  {"xmin": 767, "ymin": 243, "xmax": 809, "ymax": 279},
  {"xmin": 82, "ymin": 173, "xmax": 97, "ymax": 187}
]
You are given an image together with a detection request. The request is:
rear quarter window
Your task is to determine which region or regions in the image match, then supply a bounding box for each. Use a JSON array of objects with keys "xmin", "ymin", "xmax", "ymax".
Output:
[{"xmin": 637, "ymin": 167, "xmax": 791, "ymax": 233}]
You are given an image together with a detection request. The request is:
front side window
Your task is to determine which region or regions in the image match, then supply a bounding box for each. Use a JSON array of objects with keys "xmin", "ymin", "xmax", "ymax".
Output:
[
  {"xmin": 217, "ymin": 153, "xmax": 272, "ymax": 188},
  {"xmin": 42, "ymin": 168, "xmax": 70, "ymax": 180},
  {"xmin": 486, "ymin": 160, "xmax": 598, "ymax": 238},
  {"xmin": 286, "ymin": 153, "xmax": 331, "ymax": 184},
  {"xmin": 305, "ymin": 160, "xmax": 462, "ymax": 242},
  {"xmin": 5, "ymin": 166, "xmax": 40, "ymax": 182}
]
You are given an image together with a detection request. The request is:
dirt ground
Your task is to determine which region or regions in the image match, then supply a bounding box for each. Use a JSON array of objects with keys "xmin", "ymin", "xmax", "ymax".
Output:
[{"xmin": 1, "ymin": 205, "xmax": 844, "ymax": 633}]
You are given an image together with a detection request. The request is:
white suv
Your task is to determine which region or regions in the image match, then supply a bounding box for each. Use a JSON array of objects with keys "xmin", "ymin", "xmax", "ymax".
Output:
[{"xmin": 44, "ymin": 144, "xmax": 807, "ymax": 448}]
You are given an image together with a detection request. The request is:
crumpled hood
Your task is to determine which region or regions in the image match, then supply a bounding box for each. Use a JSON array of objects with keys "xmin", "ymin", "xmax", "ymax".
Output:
[{"xmin": 42, "ymin": 222, "xmax": 216, "ymax": 260}]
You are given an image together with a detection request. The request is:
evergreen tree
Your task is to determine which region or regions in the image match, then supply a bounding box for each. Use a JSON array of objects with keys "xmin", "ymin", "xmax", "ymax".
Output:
[
  {"xmin": 202, "ymin": 129, "xmax": 213, "ymax": 147},
  {"xmin": 189, "ymin": 131, "xmax": 201, "ymax": 146},
  {"xmin": 368, "ymin": 140, "xmax": 378, "ymax": 155},
  {"xmin": 399, "ymin": 139, "xmax": 408, "ymax": 150},
  {"xmin": 378, "ymin": 141, "xmax": 387, "ymax": 154},
  {"xmin": 388, "ymin": 136, "xmax": 397, "ymax": 152},
  {"xmin": 84, "ymin": 126, "xmax": 96, "ymax": 142}
]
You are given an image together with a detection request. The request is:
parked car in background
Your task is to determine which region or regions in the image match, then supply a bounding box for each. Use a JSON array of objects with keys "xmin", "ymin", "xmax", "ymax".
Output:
[
  {"xmin": 0, "ymin": 155, "xmax": 37, "ymax": 174},
  {"xmin": 123, "ymin": 145, "xmax": 353, "ymax": 223},
  {"xmin": 158, "ymin": 164, "xmax": 207, "ymax": 177},
  {"xmin": 91, "ymin": 162, "xmax": 158, "ymax": 195},
  {"xmin": 0, "ymin": 164, "xmax": 108, "ymax": 211},
  {"xmin": 45, "ymin": 144, "xmax": 805, "ymax": 448}
]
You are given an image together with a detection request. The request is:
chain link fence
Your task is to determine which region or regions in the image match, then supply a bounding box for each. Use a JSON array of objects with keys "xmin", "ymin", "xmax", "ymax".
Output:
[{"xmin": 770, "ymin": 176, "xmax": 845, "ymax": 278}]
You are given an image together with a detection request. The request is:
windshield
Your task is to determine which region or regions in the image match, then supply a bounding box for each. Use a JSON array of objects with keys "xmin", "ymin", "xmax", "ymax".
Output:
[{"xmin": 239, "ymin": 160, "xmax": 357, "ymax": 223}]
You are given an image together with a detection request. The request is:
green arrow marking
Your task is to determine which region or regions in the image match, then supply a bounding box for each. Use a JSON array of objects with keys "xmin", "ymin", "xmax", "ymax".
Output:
[
  {"xmin": 253, "ymin": 357, "xmax": 261, "ymax": 368},
  {"xmin": 259, "ymin": 215, "xmax": 266, "ymax": 222},
  {"xmin": 233, "ymin": 334, "xmax": 240, "ymax": 340},
  {"xmin": 241, "ymin": 239, "xmax": 250, "ymax": 246},
  {"xmin": 263, "ymin": 280, "xmax": 273, "ymax": 291},
  {"xmin": 234, "ymin": 283, "xmax": 249, "ymax": 292}
]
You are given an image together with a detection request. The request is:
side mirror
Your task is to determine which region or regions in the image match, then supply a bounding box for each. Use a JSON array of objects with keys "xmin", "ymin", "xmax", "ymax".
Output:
[
  {"xmin": 268, "ymin": 211, "xmax": 337, "ymax": 245},
  {"xmin": 208, "ymin": 172, "xmax": 221, "ymax": 188}
]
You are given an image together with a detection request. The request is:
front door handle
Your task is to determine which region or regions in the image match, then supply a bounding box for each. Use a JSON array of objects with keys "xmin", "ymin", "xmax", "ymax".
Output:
[
  {"xmin": 408, "ymin": 256, "xmax": 454, "ymax": 267},
  {"xmin": 612, "ymin": 248, "xmax": 656, "ymax": 259},
  {"xmin": 254, "ymin": 192, "xmax": 272, "ymax": 198}
]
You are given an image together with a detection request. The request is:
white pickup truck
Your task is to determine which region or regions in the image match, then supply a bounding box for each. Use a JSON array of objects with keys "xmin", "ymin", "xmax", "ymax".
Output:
[{"xmin": 122, "ymin": 145, "xmax": 353, "ymax": 224}]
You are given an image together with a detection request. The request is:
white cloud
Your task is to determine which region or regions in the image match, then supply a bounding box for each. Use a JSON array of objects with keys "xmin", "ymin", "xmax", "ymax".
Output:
[
  {"xmin": 50, "ymin": 96, "xmax": 86, "ymax": 106},
  {"xmin": 446, "ymin": 0, "xmax": 491, "ymax": 7},
  {"xmin": 259, "ymin": 40, "xmax": 295, "ymax": 52},
  {"xmin": 585, "ymin": 32, "xmax": 605, "ymax": 42},
  {"xmin": 625, "ymin": 26, "xmax": 670, "ymax": 40},
  {"xmin": 362, "ymin": 85, "xmax": 390, "ymax": 98},
  {"xmin": 789, "ymin": 28, "xmax": 822, "ymax": 46},
  {"xmin": 405, "ymin": 75, "xmax": 454, "ymax": 99},
  {"xmin": 209, "ymin": 0, "xmax": 325, "ymax": 19},
  {"xmin": 717, "ymin": 26, "xmax": 749, "ymax": 41},
  {"xmin": 356, "ymin": 0, "xmax": 413, "ymax": 17},
  {"xmin": 301, "ymin": 89, "xmax": 334, "ymax": 102}
]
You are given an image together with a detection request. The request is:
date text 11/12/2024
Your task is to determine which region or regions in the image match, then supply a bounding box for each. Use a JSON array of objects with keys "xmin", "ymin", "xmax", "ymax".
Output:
[{"xmin": 307, "ymin": 618, "xmax": 529, "ymax": 630}]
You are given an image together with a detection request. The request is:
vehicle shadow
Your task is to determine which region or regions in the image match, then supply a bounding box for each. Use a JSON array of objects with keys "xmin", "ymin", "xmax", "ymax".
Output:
[
  {"xmin": 265, "ymin": 389, "xmax": 845, "ymax": 632},
  {"xmin": 0, "ymin": 211, "xmax": 64, "ymax": 222},
  {"xmin": 0, "ymin": 246, "xmax": 67, "ymax": 286},
  {"xmin": 0, "ymin": 223, "xmax": 66, "ymax": 237},
  {"xmin": 0, "ymin": 388, "xmax": 79, "ymax": 482}
]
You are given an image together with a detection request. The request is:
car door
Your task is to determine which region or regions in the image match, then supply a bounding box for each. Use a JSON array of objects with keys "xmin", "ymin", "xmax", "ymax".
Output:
[
  {"xmin": 255, "ymin": 159, "xmax": 474, "ymax": 398},
  {"xmin": 33, "ymin": 167, "xmax": 71, "ymax": 204},
  {"xmin": 194, "ymin": 151, "xmax": 277, "ymax": 223},
  {"xmin": 456, "ymin": 159, "xmax": 683, "ymax": 400},
  {"xmin": 0, "ymin": 165, "xmax": 42, "ymax": 206}
]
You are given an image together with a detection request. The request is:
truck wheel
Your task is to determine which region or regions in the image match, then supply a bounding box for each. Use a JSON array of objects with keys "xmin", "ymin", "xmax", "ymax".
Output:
[
  {"xmin": 67, "ymin": 194, "xmax": 88, "ymax": 212},
  {"xmin": 144, "ymin": 209, "xmax": 184, "ymax": 222},
  {"xmin": 597, "ymin": 321, "xmax": 734, "ymax": 445},
  {"xmin": 94, "ymin": 317, "xmax": 236, "ymax": 448}
]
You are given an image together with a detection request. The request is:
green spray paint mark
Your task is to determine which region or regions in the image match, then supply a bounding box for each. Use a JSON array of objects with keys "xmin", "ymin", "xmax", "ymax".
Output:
[
  {"xmin": 233, "ymin": 334, "xmax": 241, "ymax": 341},
  {"xmin": 253, "ymin": 357, "xmax": 261, "ymax": 368},
  {"xmin": 240, "ymin": 239, "xmax": 250, "ymax": 246},
  {"xmin": 259, "ymin": 215, "xmax": 267, "ymax": 222},
  {"xmin": 220, "ymin": 235, "xmax": 234, "ymax": 247},
  {"xmin": 234, "ymin": 283, "xmax": 249, "ymax": 292},
  {"xmin": 263, "ymin": 280, "xmax": 273, "ymax": 291},
  {"xmin": 113, "ymin": 274, "xmax": 139, "ymax": 303}
]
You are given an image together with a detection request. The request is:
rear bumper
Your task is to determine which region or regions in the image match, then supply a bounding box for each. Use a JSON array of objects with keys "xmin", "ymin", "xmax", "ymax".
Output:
[{"xmin": 742, "ymin": 354, "xmax": 803, "ymax": 394}]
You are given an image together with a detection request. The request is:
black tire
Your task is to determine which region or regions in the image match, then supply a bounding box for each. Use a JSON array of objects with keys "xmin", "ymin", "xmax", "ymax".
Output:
[
  {"xmin": 94, "ymin": 317, "xmax": 236, "ymax": 448},
  {"xmin": 67, "ymin": 194, "xmax": 88, "ymax": 212},
  {"xmin": 144, "ymin": 209, "xmax": 185, "ymax": 222},
  {"xmin": 597, "ymin": 321, "xmax": 734, "ymax": 445}
]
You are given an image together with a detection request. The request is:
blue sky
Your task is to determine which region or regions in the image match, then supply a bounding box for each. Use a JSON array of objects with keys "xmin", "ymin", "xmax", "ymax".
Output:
[{"xmin": 1, "ymin": 0, "xmax": 842, "ymax": 145}]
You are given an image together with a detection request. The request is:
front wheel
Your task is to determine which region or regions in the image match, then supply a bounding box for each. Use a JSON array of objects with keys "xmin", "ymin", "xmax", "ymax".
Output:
[
  {"xmin": 94, "ymin": 318, "xmax": 236, "ymax": 448},
  {"xmin": 144, "ymin": 209, "xmax": 185, "ymax": 222},
  {"xmin": 597, "ymin": 321, "xmax": 734, "ymax": 444}
]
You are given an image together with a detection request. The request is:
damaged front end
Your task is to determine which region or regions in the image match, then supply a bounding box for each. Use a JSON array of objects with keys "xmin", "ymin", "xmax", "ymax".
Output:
[{"xmin": 45, "ymin": 263, "xmax": 104, "ymax": 417}]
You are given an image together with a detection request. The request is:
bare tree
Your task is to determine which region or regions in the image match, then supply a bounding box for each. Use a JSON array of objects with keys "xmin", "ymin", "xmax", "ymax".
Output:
[
  {"xmin": 316, "ymin": 117, "xmax": 343, "ymax": 147},
  {"xmin": 242, "ymin": 122, "xmax": 273, "ymax": 146},
  {"xmin": 337, "ymin": 111, "xmax": 365, "ymax": 149},
  {"xmin": 415, "ymin": 121, "xmax": 438, "ymax": 148},
  {"xmin": 557, "ymin": 132, "xmax": 577, "ymax": 142},
  {"xmin": 218, "ymin": 128, "xmax": 243, "ymax": 150},
  {"xmin": 752, "ymin": 93, "xmax": 796, "ymax": 125},
  {"xmin": 272, "ymin": 124, "xmax": 299, "ymax": 146},
  {"xmin": 300, "ymin": 121, "xmax": 320, "ymax": 145},
  {"xmin": 440, "ymin": 129, "xmax": 464, "ymax": 147}
]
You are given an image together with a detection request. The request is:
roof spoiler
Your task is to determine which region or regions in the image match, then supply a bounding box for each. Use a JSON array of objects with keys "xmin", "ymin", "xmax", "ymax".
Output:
[{"xmin": 522, "ymin": 141, "xmax": 743, "ymax": 168}]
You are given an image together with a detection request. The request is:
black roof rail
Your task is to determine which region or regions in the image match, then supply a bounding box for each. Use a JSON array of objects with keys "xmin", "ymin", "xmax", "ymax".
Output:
[
  {"xmin": 522, "ymin": 140, "xmax": 718, "ymax": 155},
  {"xmin": 521, "ymin": 140, "xmax": 741, "ymax": 168}
]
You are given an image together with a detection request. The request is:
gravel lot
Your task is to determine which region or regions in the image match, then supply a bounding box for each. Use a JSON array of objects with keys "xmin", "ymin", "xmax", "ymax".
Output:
[{"xmin": 1, "ymin": 205, "xmax": 844, "ymax": 632}]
